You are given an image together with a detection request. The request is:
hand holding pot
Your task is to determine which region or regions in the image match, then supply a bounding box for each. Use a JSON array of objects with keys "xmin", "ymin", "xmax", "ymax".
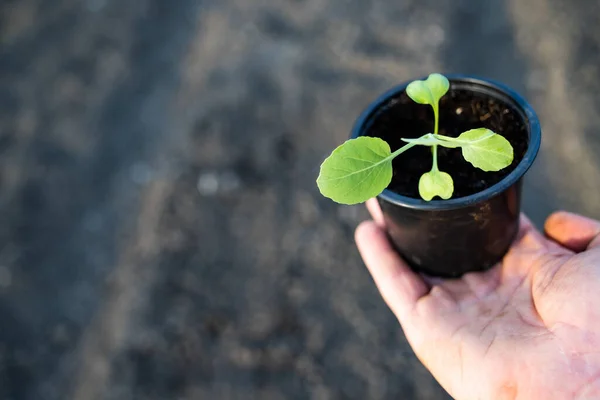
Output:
[{"xmin": 356, "ymin": 199, "xmax": 600, "ymax": 400}]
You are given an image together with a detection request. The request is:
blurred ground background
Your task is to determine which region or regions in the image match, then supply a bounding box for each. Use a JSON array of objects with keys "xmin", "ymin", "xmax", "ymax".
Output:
[{"xmin": 1, "ymin": 0, "xmax": 600, "ymax": 399}]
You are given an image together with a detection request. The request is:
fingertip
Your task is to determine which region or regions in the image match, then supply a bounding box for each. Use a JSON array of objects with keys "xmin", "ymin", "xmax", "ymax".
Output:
[
  {"xmin": 355, "ymin": 218, "xmax": 375, "ymax": 234},
  {"xmin": 544, "ymin": 211, "xmax": 600, "ymax": 251},
  {"xmin": 544, "ymin": 211, "xmax": 569, "ymax": 233},
  {"xmin": 544, "ymin": 210, "xmax": 596, "ymax": 232},
  {"xmin": 355, "ymin": 220, "xmax": 393, "ymax": 261},
  {"xmin": 355, "ymin": 220, "xmax": 377, "ymax": 246}
]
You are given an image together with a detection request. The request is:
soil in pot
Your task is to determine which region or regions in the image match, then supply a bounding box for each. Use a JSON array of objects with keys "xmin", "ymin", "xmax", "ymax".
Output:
[{"xmin": 365, "ymin": 88, "xmax": 529, "ymax": 199}]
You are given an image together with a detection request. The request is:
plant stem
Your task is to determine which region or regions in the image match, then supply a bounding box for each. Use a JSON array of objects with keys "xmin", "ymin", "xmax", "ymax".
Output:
[
  {"xmin": 431, "ymin": 102, "xmax": 440, "ymax": 172},
  {"xmin": 390, "ymin": 141, "xmax": 418, "ymax": 158},
  {"xmin": 433, "ymin": 103, "xmax": 440, "ymax": 135}
]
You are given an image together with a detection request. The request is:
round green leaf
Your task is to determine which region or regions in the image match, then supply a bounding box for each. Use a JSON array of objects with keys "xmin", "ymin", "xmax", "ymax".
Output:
[
  {"xmin": 317, "ymin": 137, "xmax": 393, "ymax": 205},
  {"xmin": 418, "ymin": 170, "xmax": 454, "ymax": 201},
  {"xmin": 458, "ymin": 128, "xmax": 514, "ymax": 172},
  {"xmin": 406, "ymin": 81, "xmax": 434, "ymax": 105},
  {"xmin": 426, "ymin": 73, "xmax": 450, "ymax": 101},
  {"xmin": 406, "ymin": 73, "xmax": 450, "ymax": 106}
]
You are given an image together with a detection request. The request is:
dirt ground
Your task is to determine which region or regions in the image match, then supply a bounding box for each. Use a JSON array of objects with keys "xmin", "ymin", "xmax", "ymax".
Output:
[{"xmin": 1, "ymin": 0, "xmax": 600, "ymax": 399}]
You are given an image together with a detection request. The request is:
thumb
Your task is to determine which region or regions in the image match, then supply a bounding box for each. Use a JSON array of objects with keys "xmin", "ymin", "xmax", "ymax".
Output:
[{"xmin": 544, "ymin": 211, "xmax": 600, "ymax": 252}]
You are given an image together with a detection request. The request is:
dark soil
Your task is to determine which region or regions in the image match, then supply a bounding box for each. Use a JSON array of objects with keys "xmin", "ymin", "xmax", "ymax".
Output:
[{"xmin": 364, "ymin": 87, "xmax": 529, "ymax": 199}]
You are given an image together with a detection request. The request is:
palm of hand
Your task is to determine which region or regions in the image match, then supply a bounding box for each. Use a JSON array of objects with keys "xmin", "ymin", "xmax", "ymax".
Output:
[
  {"xmin": 414, "ymin": 222, "xmax": 600, "ymax": 400},
  {"xmin": 356, "ymin": 202, "xmax": 600, "ymax": 400}
]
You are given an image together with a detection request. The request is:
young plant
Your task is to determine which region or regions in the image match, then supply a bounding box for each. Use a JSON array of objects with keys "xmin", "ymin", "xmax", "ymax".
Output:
[{"xmin": 316, "ymin": 73, "xmax": 514, "ymax": 204}]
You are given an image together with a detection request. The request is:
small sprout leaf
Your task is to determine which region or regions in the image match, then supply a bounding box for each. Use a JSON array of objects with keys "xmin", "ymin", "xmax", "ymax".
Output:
[
  {"xmin": 458, "ymin": 128, "xmax": 514, "ymax": 172},
  {"xmin": 406, "ymin": 81, "xmax": 433, "ymax": 105},
  {"xmin": 426, "ymin": 73, "xmax": 450, "ymax": 101},
  {"xmin": 406, "ymin": 73, "xmax": 450, "ymax": 106},
  {"xmin": 419, "ymin": 170, "xmax": 454, "ymax": 201},
  {"xmin": 317, "ymin": 137, "xmax": 393, "ymax": 205}
]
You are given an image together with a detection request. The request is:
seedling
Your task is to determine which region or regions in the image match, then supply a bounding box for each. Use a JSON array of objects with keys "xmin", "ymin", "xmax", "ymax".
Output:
[{"xmin": 316, "ymin": 73, "xmax": 514, "ymax": 204}]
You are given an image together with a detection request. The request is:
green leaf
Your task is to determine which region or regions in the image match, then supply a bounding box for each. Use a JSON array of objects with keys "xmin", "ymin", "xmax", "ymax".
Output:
[
  {"xmin": 317, "ymin": 137, "xmax": 393, "ymax": 205},
  {"xmin": 406, "ymin": 73, "xmax": 450, "ymax": 106},
  {"xmin": 457, "ymin": 128, "xmax": 514, "ymax": 172},
  {"xmin": 418, "ymin": 170, "xmax": 454, "ymax": 201}
]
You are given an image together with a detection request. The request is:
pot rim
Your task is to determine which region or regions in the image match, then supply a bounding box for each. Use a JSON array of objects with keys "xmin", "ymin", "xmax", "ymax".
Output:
[{"xmin": 350, "ymin": 74, "xmax": 541, "ymax": 211}]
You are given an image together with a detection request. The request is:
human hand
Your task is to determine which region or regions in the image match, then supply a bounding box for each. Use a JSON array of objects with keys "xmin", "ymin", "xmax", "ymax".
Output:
[{"xmin": 356, "ymin": 199, "xmax": 600, "ymax": 400}]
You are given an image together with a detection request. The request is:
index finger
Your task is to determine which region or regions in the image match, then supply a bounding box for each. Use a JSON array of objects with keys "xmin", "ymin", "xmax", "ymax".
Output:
[
  {"xmin": 355, "ymin": 220, "xmax": 429, "ymax": 320},
  {"xmin": 366, "ymin": 198, "xmax": 385, "ymax": 227}
]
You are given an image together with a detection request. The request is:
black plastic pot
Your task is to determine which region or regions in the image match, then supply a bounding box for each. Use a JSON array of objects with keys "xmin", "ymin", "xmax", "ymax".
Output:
[{"xmin": 351, "ymin": 75, "xmax": 541, "ymax": 278}]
